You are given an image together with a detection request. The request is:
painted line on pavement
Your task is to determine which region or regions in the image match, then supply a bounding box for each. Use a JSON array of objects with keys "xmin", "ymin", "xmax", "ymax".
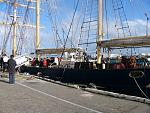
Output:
[{"xmin": 16, "ymin": 82, "xmax": 103, "ymax": 113}]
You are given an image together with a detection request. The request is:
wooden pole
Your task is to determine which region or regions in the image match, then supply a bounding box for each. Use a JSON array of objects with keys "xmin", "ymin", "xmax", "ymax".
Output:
[
  {"xmin": 36, "ymin": 0, "xmax": 40, "ymax": 59},
  {"xmin": 12, "ymin": 0, "xmax": 17, "ymax": 56},
  {"xmin": 97, "ymin": 0, "xmax": 103, "ymax": 64}
]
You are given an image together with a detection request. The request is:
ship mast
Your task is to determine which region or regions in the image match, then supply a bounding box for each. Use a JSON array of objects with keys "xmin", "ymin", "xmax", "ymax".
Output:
[
  {"xmin": 97, "ymin": 0, "xmax": 103, "ymax": 64},
  {"xmin": 0, "ymin": 0, "xmax": 36, "ymax": 56},
  {"xmin": 12, "ymin": 0, "xmax": 17, "ymax": 56},
  {"xmin": 36, "ymin": 0, "xmax": 40, "ymax": 58}
]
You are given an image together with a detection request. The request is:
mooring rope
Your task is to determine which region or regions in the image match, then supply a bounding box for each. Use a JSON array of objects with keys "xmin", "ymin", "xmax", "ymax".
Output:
[{"xmin": 133, "ymin": 78, "xmax": 149, "ymax": 99}]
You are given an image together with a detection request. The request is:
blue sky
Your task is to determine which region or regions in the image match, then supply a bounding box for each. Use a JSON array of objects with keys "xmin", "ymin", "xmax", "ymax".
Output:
[{"xmin": 0, "ymin": 0, "xmax": 150, "ymax": 56}]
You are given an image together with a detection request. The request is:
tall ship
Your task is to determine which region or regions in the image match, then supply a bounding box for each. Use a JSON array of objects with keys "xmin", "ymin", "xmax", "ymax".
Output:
[{"xmin": 1, "ymin": 0, "xmax": 150, "ymax": 98}]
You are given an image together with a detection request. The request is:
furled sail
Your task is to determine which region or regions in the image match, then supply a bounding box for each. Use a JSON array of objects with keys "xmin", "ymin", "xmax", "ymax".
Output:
[{"xmin": 98, "ymin": 35, "xmax": 150, "ymax": 48}]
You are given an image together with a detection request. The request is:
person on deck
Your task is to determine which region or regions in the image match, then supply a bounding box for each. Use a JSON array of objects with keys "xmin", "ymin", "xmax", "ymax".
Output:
[
  {"xmin": 121, "ymin": 56, "xmax": 128, "ymax": 69},
  {"xmin": 35, "ymin": 58, "xmax": 39, "ymax": 66},
  {"xmin": 46, "ymin": 57, "xmax": 50, "ymax": 67},
  {"xmin": 39, "ymin": 58, "xmax": 43, "ymax": 67},
  {"xmin": 31, "ymin": 57, "xmax": 35, "ymax": 66},
  {"xmin": 112, "ymin": 56, "xmax": 125, "ymax": 69},
  {"xmin": 128, "ymin": 56, "xmax": 137, "ymax": 68},
  {"xmin": 7, "ymin": 55, "xmax": 16, "ymax": 84},
  {"xmin": 43, "ymin": 58, "xmax": 47, "ymax": 67}
]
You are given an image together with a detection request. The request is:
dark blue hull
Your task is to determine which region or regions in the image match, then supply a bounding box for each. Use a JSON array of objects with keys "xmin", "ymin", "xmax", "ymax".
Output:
[{"xmin": 20, "ymin": 66, "xmax": 150, "ymax": 97}]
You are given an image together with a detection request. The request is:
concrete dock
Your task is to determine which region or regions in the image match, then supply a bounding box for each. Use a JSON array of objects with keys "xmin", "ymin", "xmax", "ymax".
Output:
[{"xmin": 0, "ymin": 73, "xmax": 150, "ymax": 113}]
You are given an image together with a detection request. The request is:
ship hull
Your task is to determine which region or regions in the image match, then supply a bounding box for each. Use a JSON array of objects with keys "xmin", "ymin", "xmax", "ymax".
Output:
[{"xmin": 20, "ymin": 66, "xmax": 150, "ymax": 96}]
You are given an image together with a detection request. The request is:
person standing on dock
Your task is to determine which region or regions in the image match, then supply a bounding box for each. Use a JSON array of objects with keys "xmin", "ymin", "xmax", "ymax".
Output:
[
  {"xmin": 2, "ymin": 54, "xmax": 9, "ymax": 72},
  {"xmin": 7, "ymin": 55, "xmax": 16, "ymax": 84},
  {"xmin": 0, "ymin": 55, "xmax": 3, "ymax": 69}
]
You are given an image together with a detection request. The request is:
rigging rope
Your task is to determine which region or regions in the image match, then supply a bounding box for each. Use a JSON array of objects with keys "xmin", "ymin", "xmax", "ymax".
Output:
[
  {"xmin": 78, "ymin": 0, "xmax": 98, "ymax": 56},
  {"xmin": 112, "ymin": 0, "xmax": 131, "ymax": 38},
  {"xmin": 62, "ymin": 28, "xmax": 76, "ymax": 48},
  {"xmin": 104, "ymin": 0, "xmax": 109, "ymax": 39},
  {"xmin": 2, "ymin": 18, "xmax": 14, "ymax": 54},
  {"xmin": 1, "ymin": 3, "xmax": 12, "ymax": 54},
  {"xmin": 136, "ymin": 0, "xmax": 150, "ymax": 36},
  {"xmin": 72, "ymin": 0, "xmax": 85, "ymax": 48},
  {"xmin": 86, "ymin": 0, "xmax": 94, "ymax": 52},
  {"xmin": 78, "ymin": 0, "xmax": 88, "ymax": 47},
  {"xmin": 46, "ymin": 0, "xmax": 64, "ymax": 48},
  {"xmin": 17, "ymin": 1, "xmax": 31, "ymax": 55},
  {"xmin": 112, "ymin": 0, "xmax": 136, "ymax": 56},
  {"xmin": 60, "ymin": 0, "xmax": 79, "ymax": 59}
]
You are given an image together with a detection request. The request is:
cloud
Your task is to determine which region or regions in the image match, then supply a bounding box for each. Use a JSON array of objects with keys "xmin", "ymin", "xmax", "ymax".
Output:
[
  {"xmin": 39, "ymin": 29, "xmax": 56, "ymax": 48},
  {"xmin": 127, "ymin": 19, "xmax": 148, "ymax": 36},
  {"xmin": 103, "ymin": 19, "xmax": 150, "ymax": 39},
  {"xmin": 127, "ymin": 19, "xmax": 146, "ymax": 26}
]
